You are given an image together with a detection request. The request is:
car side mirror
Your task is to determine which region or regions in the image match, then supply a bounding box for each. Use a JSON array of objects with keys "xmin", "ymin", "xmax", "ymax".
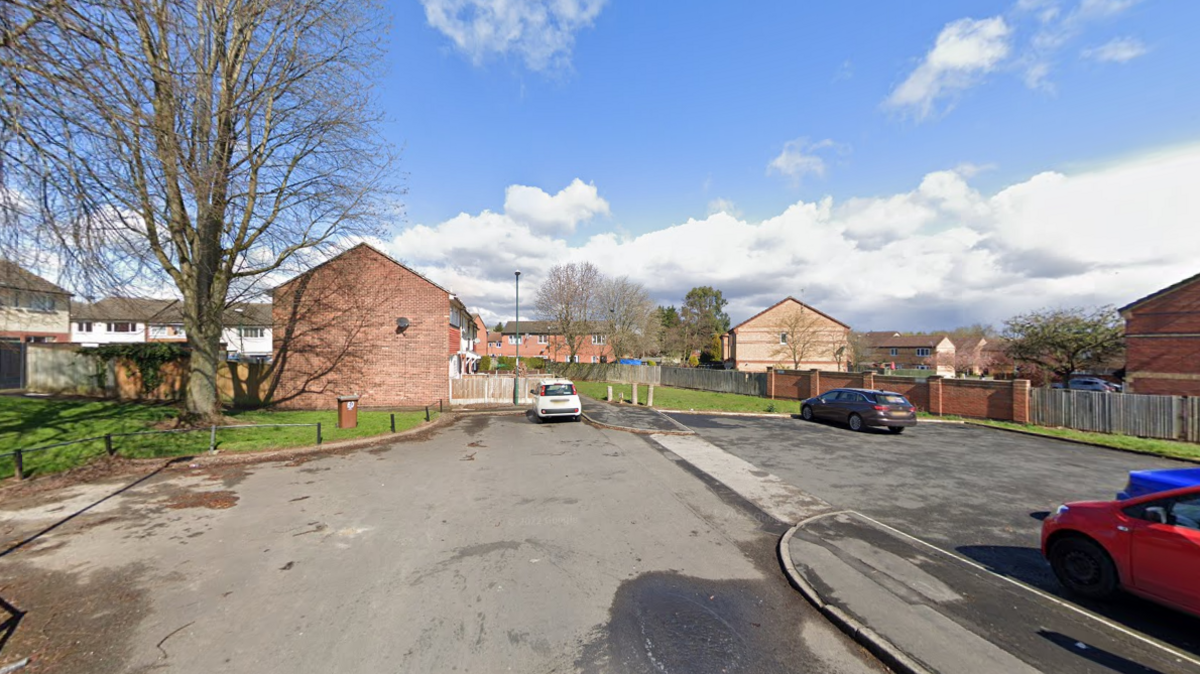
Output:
[{"xmin": 1145, "ymin": 506, "xmax": 1168, "ymax": 524}]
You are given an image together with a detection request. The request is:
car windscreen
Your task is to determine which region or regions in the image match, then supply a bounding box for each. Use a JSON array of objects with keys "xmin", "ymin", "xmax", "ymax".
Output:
[
  {"xmin": 876, "ymin": 394, "xmax": 910, "ymax": 406},
  {"xmin": 542, "ymin": 384, "xmax": 575, "ymax": 396}
]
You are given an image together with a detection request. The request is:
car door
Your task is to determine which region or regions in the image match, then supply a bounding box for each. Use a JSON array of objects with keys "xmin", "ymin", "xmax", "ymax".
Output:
[
  {"xmin": 812, "ymin": 391, "xmax": 841, "ymax": 421},
  {"xmin": 1127, "ymin": 493, "xmax": 1200, "ymax": 614}
]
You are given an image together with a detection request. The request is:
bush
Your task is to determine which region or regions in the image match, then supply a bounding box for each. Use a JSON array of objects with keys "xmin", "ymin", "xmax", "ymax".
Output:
[
  {"xmin": 479, "ymin": 355, "xmax": 492, "ymax": 371},
  {"xmin": 687, "ymin": 354, "xmax": 700, "ymax": 368},
  {"xmin": 645, "ymin": 360, "xmax": 656, "ymax": 366}
]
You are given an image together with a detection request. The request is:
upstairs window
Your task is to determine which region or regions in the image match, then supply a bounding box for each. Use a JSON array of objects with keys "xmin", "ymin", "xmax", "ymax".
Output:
[
  {"xmin": 76, "ymin": 321, "xmax": 94, "ymax": 333},
  {"xmin": 30, "ymin": 295, "xmax": 56, "ymax": 311},
  {"xmin": 508, "ymin": 335, "xmax": 519, "ymax": 345},
  {"xmin": 592, "ymin": 335, "xmax": 606, "ymax": 345},
  {"xmin": 240, "ymin": 327, "xmax": 265, "ymax": 339},
  {"xmin": 779, "ymin": 332, "xmax": 788, "ymax": 345},
  {"xmin": 108, "ymin": 322, "xmax": 136, "ymax": 333},
  {"xmin": 889, "ymin": 348, "xmax": 899, "ymax": 357},
  {"xmin": 916, "ymin": 348, "xmax": 931, "ymax": 357},
  {"xmin": 537, "ymin": 334, "xmax": 549, "ymax": 344}
]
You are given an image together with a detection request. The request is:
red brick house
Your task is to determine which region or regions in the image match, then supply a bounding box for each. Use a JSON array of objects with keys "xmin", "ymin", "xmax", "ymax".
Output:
[
  {"xmin": 487, "ymin": 320, "xmax": 613, "ymax": 363},
  {"xmin": 1120, "ymin": 271, "xmax": 1200, "ymax": 396},
  {"xmin": 0, "ymin": 260, "xmax": 72, "ymax": 343},
  {"xmin": 864, "ymin": 333, "xmax": 956, "ymax": 376},
  {"xmin": 270, "ymin": 243, "xmax": 475, "ymax": 409}
]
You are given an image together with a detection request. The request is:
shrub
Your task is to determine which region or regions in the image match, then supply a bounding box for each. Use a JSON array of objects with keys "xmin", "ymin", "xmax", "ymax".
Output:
[
  {"xmin": 687, "ymin": 354, "xmax": 700, "ymax": 368},
  {"xmin": 479, "ymin": 355, "xmax": 492, "ymax": 371}
]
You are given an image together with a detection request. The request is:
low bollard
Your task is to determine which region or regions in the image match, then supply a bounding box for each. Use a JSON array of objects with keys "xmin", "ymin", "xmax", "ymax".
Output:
[
  {"xmin": 316, "ymin": 422, "xmax": 322, "ymax": 445},
  {"xmin": 105, "ymin": 433, "xmax": 115, "ymax": 456},
  {"xmin": 647, "ymin": 385, "xmax": 654, "ymax": 407},
  {"xmin": 607, "ymin": 385, "xmax": 613, "ymax": 401},
  {"xmin": 390, "ymin": 413, "xmax": 396, "ymax": 432},
  {"xmin": 209, "ymin": 425, "xmax": 217, "ymax": 454},
  {"xmin": 439, "ymin": 399, "xmax": 443, "ymax": 413},
  {"xmin": 425, "ymin": 406, "xmax": 430, "ymax": 422},
  {"xmin": 13, "ymin": 449, "xmax": 23, "ymax": 480}
]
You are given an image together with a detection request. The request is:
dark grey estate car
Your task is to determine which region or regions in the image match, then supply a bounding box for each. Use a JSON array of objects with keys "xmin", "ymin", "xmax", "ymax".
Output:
[{"xmin": 800, "ymin": 388, "xmax": 917, "ymax": 433}]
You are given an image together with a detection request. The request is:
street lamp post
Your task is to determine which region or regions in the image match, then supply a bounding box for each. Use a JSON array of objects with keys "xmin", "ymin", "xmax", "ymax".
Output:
[{"xmin": 513, "ymin": 270, "xmax": 521, "ymax": 405}]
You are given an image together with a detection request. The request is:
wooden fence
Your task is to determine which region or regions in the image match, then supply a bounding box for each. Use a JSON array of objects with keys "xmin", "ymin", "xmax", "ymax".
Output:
[
  {"xmin": 449, "ymin": 374, "xmax": 534, "ymax": 405},
  {"xmin": 1031, "ymin": 389, "xmax": 1200, "ymax": 443},
  {"xmin": 549, "ymin": 363, "xmax": 768, "ymax": 397}
]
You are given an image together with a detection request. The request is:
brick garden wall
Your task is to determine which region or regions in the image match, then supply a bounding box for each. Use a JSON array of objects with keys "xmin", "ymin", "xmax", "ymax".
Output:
[
  {"xmin": 271, "ymin": 245, "xmax": 451, "ymax": 410},
  {"xmin": 767, "ymin": 368, "xmax": 1030, "ymax": 422}
]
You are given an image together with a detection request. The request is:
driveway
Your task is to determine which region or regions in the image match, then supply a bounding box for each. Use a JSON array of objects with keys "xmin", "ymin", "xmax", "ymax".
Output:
[
  {"xmin": 0, "ymin": 413, "xmax": 883, "ymax": 674},
  {"xmin": 668, "ymin": 413, "xmax": 1200, "ymax": 655}
]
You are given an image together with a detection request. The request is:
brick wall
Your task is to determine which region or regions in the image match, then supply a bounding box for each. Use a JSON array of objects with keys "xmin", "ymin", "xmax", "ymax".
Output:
[
  {"xmin": 767, "ymin": 368, "xmax": 1030, "ymax": 422},
  {"xmin": 271, "ymin": 245, "xmax": 451, "ymax": 410},
  {"xmin": 1124, "ymin": 276, "xmax": 1200, "ymax": 396}
]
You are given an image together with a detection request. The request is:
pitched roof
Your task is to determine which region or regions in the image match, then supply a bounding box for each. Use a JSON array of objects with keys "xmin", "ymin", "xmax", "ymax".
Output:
[
  {"xmin": 222, "ymin": 303, "xmax": 272, "ymax": 326},
  {"xmin": 500, "ymin": 320, "xmax": 605, "ymax": 335},
  {"xmin": 0, "ymin": 260, "xmax": 71, "ymax": 295},
  {"xmin": 870, "ymin": 334, "xmax": 952, "ymax": 349},
  {"xmin": 950, "ymin": 336, "xmax": 987, "ymax": 351},
  {"xmin": 726, "ymin": 297, "xmax": 851, "ymax": 333},
  {"xmin": 273, "ymin": 242, "xmax": 451, "ymax": 295},
  {"xmin": 73, "ymin": 297, "xmax": 271, "ymax": 326},
  {"xmin": 1119, "ymin": 271, "xmax": 1200, "ymax": 315}
]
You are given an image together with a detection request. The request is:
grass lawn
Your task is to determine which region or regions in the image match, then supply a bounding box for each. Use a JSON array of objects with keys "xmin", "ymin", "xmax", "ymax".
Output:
[
  {"xmin": 968, "ymin": 419, "xmax": 1200, "ymax": 463},
  {"xmin": 574, "ymin": 381, "xmax": 796, "ymax": 415},
  {"xmin": 0, "ymin": 395, "xmax": 436, "ymax": 478}
]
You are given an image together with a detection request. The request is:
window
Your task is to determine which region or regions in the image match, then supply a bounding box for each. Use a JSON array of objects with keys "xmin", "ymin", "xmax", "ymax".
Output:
[
  {"xmin": 508, "ymin": 335, "xmax": 519, "ymax": 345},
  {"xmin": 591, "ymin": 356, "xmax": 599, "ymax": 363},
  {"xmin": 780, "ymin": 332, "xmax": 788, "ymax": 345},
  {"xmin": 449, "ymin": 308, "xmax": 461, "ymax": 328},
  {"xmin": 889, "ymin": 348, "xmax": 899, "ymax": 357},
  {"xmin": 592, "ymin": 335, "xmax": 606, "ymax": 345},
  {"xmin": 916, "ymin": 347, "xmax": 932, "ymax": 357},
  {"xmin": 107, "ymin": 322, "xmax": 136, "ymax": 333},
  {"xmin": 76, "ymin": 322, "xmax": 93, "ymax": 333},
  {"xmin": 915, "ymin": 365, "xmax": 930, "ymax": 370},
  {"xmin": 240, "ymin": 327, "xmax": 265, "ymax": 339},
  {"xmin": 537, "ymin": 334, "xmax": 548, "ymax": 344},
  {"xmin": 30, "ymin": 295, "xmax": 56, "ymax": 311}
]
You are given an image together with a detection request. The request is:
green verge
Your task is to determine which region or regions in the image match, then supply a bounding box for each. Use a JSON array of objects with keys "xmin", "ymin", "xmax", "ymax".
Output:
[
  {"xmin": 574, "ymin": 381, "xmax": 794, "ymax": 415},
  {"xmin": 966, "ymin": 419, "xmax": 1200, "ymax": 462},
  {"xmin": 0, "ymin": 396, "xmax": 435, "ymax": 478}
]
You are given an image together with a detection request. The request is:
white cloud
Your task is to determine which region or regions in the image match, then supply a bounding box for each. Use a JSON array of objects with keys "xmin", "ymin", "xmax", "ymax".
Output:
[
  {"xmin": 885, "ymin": 17, "xmax": 1012, "ymax": 120},
  {"xmin": 1082, "ymin": 36, "xmax": 1148, "ymax": 62},
  {"xmin": 382, "ymin": 144, "xmax": 1200, "ymax": 331},
  {"xmin": 503, "ymin": 179, "xmax": 609, "ymax": 235},
  {"xmin": 707, "ymin": 198, "xmax": 741, "ymax": 218},
  {"xmin": 767, "ymin": 138, "xmax": 839, "ymax": 183},
  {"xmin": 420, "ymin": 0, "xmax": 605, "ymax": 72},
  {"xmin": 1021, "ymin": 0, "xmax": 1145, "ymax": 87}
]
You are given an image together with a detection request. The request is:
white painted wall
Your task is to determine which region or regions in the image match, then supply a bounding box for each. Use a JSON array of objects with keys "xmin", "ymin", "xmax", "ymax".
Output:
[{"xmin": 72, "ymin": 321, "xmax": 145, "ymax": 346}]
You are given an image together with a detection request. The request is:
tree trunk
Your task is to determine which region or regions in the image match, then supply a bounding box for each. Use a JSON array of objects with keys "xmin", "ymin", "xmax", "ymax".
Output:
[{"xmin": 182, "ymin": 287, "xmax": 226, "ymax": 422}]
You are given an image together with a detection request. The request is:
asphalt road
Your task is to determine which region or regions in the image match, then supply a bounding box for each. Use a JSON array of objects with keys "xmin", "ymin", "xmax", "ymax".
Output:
[
  {"xmin": 0, "ymin": 413, "xmax": 884, "ymax": 674},
  {"xmin": 668, "ymin": 412, "xmax": 1200, "ymax": 656}
]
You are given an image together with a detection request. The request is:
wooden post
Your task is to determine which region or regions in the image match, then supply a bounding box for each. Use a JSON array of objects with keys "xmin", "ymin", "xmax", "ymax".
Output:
[
  {"xmin": 13, "ymin": 449, "xmax": 24, "ymax": 480},
  {"xmin": 647, "ymin": 385, "xmax": 654, "ymax": 407},
  {"xmin": 769, "ymin": 368, "xmax": 775, "ymax": 399},
  {"xmin": 425, "ymin": 406, "xmax": 430, "ymax": 422},
  {"xmin": 209, "ymin": 425, "xmax": 217, "ymax": 454},
  {"xmin": 104, "ymin": 434, "xmax": 115, "ymax": 456},
  {"xmin": 632, "ymin": 382, "xmax": 639, "ymax": 406},
  {"xmin": 316, "ymin": 423, "xmax": 323, "ymax": 445}
]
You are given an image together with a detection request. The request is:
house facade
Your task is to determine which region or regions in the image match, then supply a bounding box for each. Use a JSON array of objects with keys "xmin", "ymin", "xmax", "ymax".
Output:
[
  {"xmin": 0, "ymin": 260, "xmax": 72, "ymax": 343},
  {"xmin": 865, "ymin": 333, "xmax": 957, "ymax": 377},
  {"xmin": 721, "ymin": 297, "xmax": 850, "ymax": 372},
  {"xmin": 271, "ymin": 243, "xmax": 474, "ymax": 409},
  {"xmin": 71, "ymin": 297, "xmax": 272, "ymax": 360},
  {"xmin": 487, "ymin": 320, "xmax": 614, "ymax": 363},
  {"xmin": 1120, "ymin": 271, "xmax": 1200, "ymax": 396}
]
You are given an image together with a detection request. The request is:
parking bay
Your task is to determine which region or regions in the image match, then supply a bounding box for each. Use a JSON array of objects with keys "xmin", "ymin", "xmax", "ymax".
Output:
[{"xmin": 667, "ymin": 413, "xmax": 1200, "ymax": 657}]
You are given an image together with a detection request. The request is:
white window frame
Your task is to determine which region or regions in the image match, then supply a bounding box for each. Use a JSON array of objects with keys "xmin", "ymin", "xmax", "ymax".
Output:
[
  {"xmin": 508, "ymin": 335, "xmax": 519, "ymax": 345},
  {"xmin": 592, "ymin": 335, "xmax": 606, "ymax": 345},
  {"xmin": 240, "ymin": 327, "xmax": 265, "ymax": 339},
  {"xmin": 537, "ymin": 334, "xmax": 548, "ymax": 344},
  {"xmin": 108, "ymin": 322, "xmax": 137, "ymax": 333},
  {"xmin": 30, "ymin": 295, "xmax": 56, "ymax": 311},
  {"xmin": 76, "ymin": 321, "xmax": 93, "ymax": 333},
  {"xmin": 889, "ymin": 348, "xmax": 899, "ymax": 357},
  {"xmin": 779, "ymin": 332, "xmax": 788, "ymax": 345},
  {"xmin": 916, "ymin": 347, "xmax": 932, "ymax": 357}
]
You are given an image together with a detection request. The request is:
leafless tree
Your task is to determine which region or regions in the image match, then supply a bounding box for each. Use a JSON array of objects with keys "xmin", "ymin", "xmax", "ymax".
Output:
[
  {"xmin": 1, "ymin": 0, "xmax": 394, "ymax": 420},
  {"xmin": 534, "ymin": 262, "xmax": 602, "ymax": 363},
  {"xmin": 598, "ymin": 276, "xmax": 657, "ymax": 360},
  {"xmin": 770, "ymin": 303, "xmax": 845, "ymax": 371},
  {"xmin": 844, "ymin": 331, "xmax": 875, "ymax": 372}
]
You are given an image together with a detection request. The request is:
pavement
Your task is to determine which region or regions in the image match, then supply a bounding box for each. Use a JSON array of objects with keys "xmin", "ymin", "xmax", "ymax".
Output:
[{"xmin": 579, "ymin": 395, "xmax": 693, "ymax": 434}]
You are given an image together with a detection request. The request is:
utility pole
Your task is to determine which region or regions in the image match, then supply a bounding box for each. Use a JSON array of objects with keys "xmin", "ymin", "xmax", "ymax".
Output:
[{"xmin": 513, "ymin": 270, "xmax": 521, "ymax": 405}]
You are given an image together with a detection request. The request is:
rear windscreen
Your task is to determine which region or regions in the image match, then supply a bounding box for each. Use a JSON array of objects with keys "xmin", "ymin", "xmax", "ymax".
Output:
[
  {"xmin": 877, "ymin": 394, "xmax": 909, "ymax": 405},
  {"xmin": 543, "ymin": 384, "xmax": 575, "ymax": 396}
]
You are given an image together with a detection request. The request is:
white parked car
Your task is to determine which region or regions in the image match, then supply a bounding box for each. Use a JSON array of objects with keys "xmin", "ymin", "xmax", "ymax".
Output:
[{"xmin": 532, "ymin": 378, "xmax": 582, "ymax": 423}]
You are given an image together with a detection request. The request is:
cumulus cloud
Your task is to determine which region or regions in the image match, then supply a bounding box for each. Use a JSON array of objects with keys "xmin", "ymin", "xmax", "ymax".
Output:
[
  {"xmin": 382, "ymin": 144, "xmax": 1200, "ymax": 331},
  {"xmin": 420, "ymin": 0, "xmax": 605, "ymax": 72},
  {"xmin": 503, "ymin": 179, "xmax": 609, "ymax": 235},
  {"xmin": 885, "ymin": 17, "xmax": 1012, "ymax": 120},
  {"xmin": 767, "ymin": 138, "xmax": 840, "ymax": 183},
  {"xmin": 707, "ymin": 198, "xmax": 741, "ymax": 218},
  {"xmin": 1082, "ymin": 36, "xmax": 1148, "ymax": 62}
]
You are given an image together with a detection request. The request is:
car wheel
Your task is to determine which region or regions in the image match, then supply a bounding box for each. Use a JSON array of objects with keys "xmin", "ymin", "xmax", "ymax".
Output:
[
  {"xmin": 887, "ymin": 426, "xmax": 904, "ymax": 434},
  {"xmin": 1049, "ymin": 537, "xmax": 1118, "ymax": 599},
  {"xmin": 848, "ymin": 414, "xmax": 864, "ymax": 432},
  {"xmin": 575, "ymin": 415, "xmax": 582, "ymax": 422},
  {"xmin": 801, "ymin": 406, "xmax": 814, "ymax": 421}
]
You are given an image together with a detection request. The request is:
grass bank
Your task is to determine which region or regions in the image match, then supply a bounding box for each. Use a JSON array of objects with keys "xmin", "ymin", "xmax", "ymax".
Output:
[
  {"xmin": 574, "ymin": 381, "xmax": 794, "ymax": 415},
  {"xmin": 967, "ymin": 419, "xmax": 1200, "ymax": 463},
  {"xmin": 0, "ymin": 395, "xmax": 436, "ymax": 478}
]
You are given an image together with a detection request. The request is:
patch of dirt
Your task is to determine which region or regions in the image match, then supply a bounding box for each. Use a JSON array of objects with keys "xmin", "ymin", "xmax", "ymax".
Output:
[
  {"xmin": 0, "ymin": 560, "xmax": 152, "ymax": 674},
  {"xmin": 197, "ymin": 465, "xmax": 250, "ymax": 488},
  {"xmin": 0, "ymin": 457, "xmax": 166, "ymax": 505},
  {"xmin": 162, "ymin": 490, "xmax": 238, "ymax": 510}
]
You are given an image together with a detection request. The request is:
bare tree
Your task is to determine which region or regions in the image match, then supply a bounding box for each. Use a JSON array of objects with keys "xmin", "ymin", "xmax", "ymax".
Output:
[
  {"xmin": 598, "ymin": 276, "xmax": 657, "ymax": 360},
  {"xmin": 843, "ymin": 331, "xmax": 874, "ymax": 372},
  {"xmin": 770, "ymin": 303, "xmax": 843, "ymax": 371},
  {"xmin": 534, "ymin": 262, "xmax": 602, "ymax": 363},
  {"xmin": 2, "ymin": 0, "xmax": 393, "ymax": 420}
]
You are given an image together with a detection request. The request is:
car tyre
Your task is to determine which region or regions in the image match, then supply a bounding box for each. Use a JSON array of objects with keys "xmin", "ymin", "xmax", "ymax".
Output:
[
  {"xmin": 848, "ymin": 414, "xmax": 864, "ymax": 432},
  {"xmin": 575, "ymin": 415, "xmax": 582, "ymax": 422},
  {"xmin": 801, "ymin": 406, "xmax": 814, "ymax": 421},
  {"xmin": 1049, "ymin": 537, "xmax": 1118, "ymax": 599},
  {"xmin": 887, "ymin": 426, "xmax": 904, "ymax": 434}
]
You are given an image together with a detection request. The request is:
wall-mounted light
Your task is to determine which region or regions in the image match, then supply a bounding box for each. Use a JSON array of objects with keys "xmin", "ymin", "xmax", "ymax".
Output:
[{"xmin": 396, "ymin": 317, "xmax": 410, "ymax": 330}]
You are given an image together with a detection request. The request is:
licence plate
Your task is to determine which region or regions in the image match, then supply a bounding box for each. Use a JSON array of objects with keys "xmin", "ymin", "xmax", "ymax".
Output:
[{"xmin": 551, "ymin": 398, "xmax": 568, "ymax": 404}]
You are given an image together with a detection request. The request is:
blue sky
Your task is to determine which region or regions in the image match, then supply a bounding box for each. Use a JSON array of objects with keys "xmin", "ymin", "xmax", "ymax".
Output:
[{"xmin": 369, "ymin": 0, "xmax": 1200, "ymax": 330}]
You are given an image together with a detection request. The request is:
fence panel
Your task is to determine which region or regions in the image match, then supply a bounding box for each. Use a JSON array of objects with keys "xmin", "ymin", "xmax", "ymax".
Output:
[
  {"xmin": 659, "ymin": 367, "xmax": 767, "ymax": 397},
  {"xmin": 450, "ymin": 374, "xmax": 533, "ymax": 405},
  {"xmin": 1031, "ymin": 389, "xmax": 1182, "ymax": 440},
  {"xmin": 26, "ymin": 346, "xmax": 114, "ymax": 395},
  {"xmin": 548, "ymin": 363, "xmax": 661, "ymax": 385},
  {"xmin": 1188, "ymin": 397, "xmax": 1200, "ymax": 444}
]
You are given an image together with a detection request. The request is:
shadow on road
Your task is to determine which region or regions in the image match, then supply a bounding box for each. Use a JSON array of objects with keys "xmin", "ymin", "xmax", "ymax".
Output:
[
  {"xmin": 957, "ymin": 543, "xmax": 1200, "ymax": 657},
  {"xmin": 1039, "ymin": 629, "xmax": 1165, "ymax": 674},
  {"xmin": 0, "ymin": 595, "xmax": 23, "ymax": 656}
]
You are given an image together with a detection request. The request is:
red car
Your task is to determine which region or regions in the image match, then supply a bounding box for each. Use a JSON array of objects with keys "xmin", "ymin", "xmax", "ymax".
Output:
[{"xmin": 1041, "ymin": 484, "xmax": 1200, "ymax": 617}]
